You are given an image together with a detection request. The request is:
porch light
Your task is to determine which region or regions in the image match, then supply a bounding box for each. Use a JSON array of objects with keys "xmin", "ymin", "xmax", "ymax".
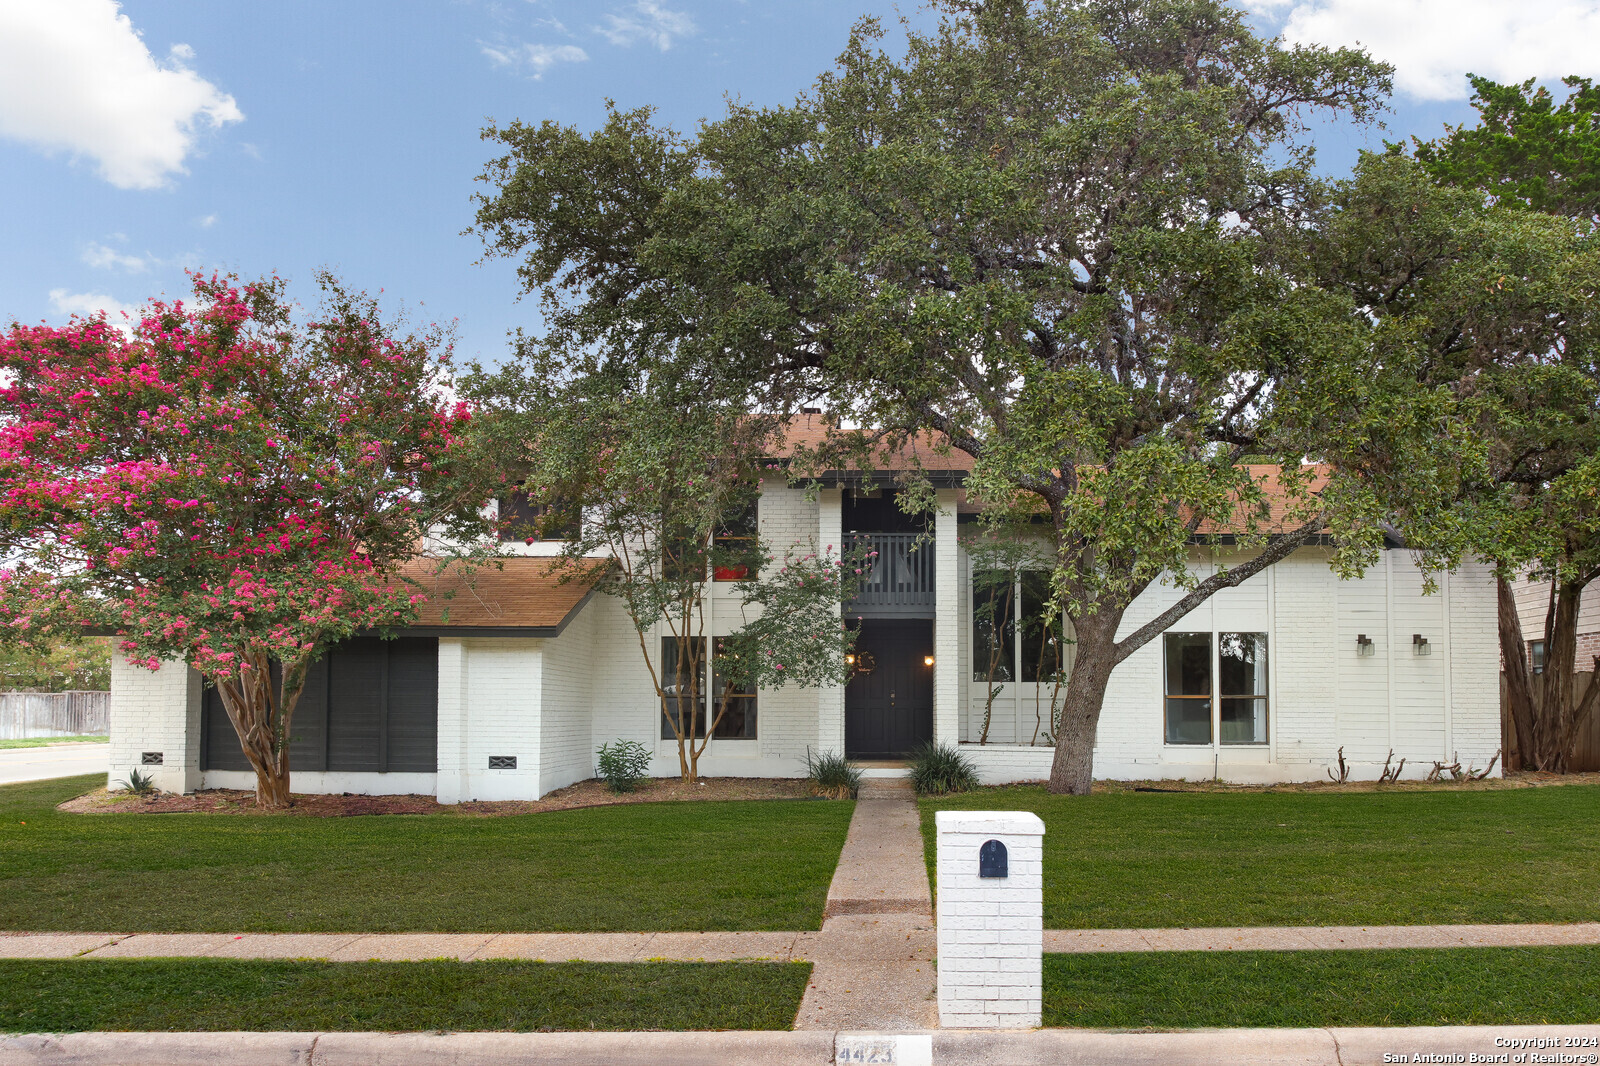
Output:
[
  {"xmin": 1412, "ymin": 634, "xmax": 1431, "ymax": 656},
  {"xmin": 924, "ymin": 654, "xmax": 936, "ymax": 667},
  {"xmin": 845, "ymin": 654, "xmax": 856, "ymax": 666},
  {"xmin": 1356, "ymin": 634, "xmax": 1374, "ymax": 657}
]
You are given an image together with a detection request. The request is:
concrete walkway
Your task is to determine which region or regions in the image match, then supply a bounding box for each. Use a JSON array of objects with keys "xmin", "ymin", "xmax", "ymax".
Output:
[
  {"xmin": 8, "ymin": 919, "xmax": 1597, "ymax": 964},
  {"xmin": 797, "ymin": 777, "xmax": 937, "ymax": 1031},
  {"xmin": 6, "ymin": 1025, "xmax": 1599, "ymax": 1066},
  {"xmin": 0, "ymin": 743, "xmax": 107, "ymax": 786}
]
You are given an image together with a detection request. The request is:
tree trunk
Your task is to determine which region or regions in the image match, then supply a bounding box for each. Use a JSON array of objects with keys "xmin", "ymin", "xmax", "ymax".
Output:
[
  {"xmin": 1496, "ymin": 576, "xmax": 1538, "ymax": 770},
  {"xmin": 1531, "ymin": 579, "xmax": 1584, "ymax": 771},
  {"xmin": 216, "ymin": 653, "xmax": 306, "ymax": 810},
  {"xmin": 1047, "ymin": 613, "xmax": 1119, "ymax": 795}
]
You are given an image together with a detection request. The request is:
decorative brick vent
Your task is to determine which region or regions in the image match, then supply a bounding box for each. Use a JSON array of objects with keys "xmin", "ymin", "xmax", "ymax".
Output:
[
  {"xmin": 140, "ymin": 752, "xmax": 164, "ymax": 765},
  {"xmin": 487, "ymin": 755, "xmax": 517, "ymax": 769}
]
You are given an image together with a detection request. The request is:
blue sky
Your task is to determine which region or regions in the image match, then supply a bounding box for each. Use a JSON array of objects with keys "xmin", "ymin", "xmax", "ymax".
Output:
[{"xmin": 1, "ymin": 0, "xmax": 1595, "ymax": 367}]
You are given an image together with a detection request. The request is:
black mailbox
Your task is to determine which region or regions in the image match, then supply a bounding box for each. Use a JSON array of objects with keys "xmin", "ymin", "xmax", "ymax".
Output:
[{"xmin": 979, "ymin": 839, "xmax": 1008, "ymax": 878}]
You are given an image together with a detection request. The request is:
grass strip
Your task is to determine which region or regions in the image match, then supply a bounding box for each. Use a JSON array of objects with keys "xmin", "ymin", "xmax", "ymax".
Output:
[
  {"xmin": 0, "ymin": 775, "xmax": 853, "ymax": 932},
  {"xmin": 0, "ymin": 958, "xmax": 811, "ymax": 1033},
  {"xmin": 0, "ymin": 736, "xmax": 107, "ymax": 749},
  {"xmin": 1046, "ymin": 947, "xmax": 1600, "ymax": 1029},
  {"xmin": 923, "ymin": 784, "xmax": 1600, "ymax": 927}
]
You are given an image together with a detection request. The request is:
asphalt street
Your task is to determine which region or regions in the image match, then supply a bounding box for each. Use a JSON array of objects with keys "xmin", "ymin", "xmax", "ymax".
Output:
[{"xmin": 0, "ymin": 742, "xmax": 108, "ymax": 786}]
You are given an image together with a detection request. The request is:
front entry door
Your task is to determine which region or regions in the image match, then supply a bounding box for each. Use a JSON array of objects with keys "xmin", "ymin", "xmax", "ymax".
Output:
[{"xmin": 845, "ymin": 619, "xmax": 934, "ymax": 759}]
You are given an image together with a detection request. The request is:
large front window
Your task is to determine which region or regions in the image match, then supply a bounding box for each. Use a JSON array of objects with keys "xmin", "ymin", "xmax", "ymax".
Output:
[
  {"xmin": 973, "ymin": 569, "xmax": 1066, "ymax": 684},
  {"xmin": 1163, "ymin": 632, "xmax": 1268, "ymax": 746},
  {"xmin": 658, "ymin": 636, "xmax": 757, "ymax": 739}
]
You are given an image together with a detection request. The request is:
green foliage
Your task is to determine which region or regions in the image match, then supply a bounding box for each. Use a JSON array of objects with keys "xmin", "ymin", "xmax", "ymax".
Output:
[
  {"xmin": 0, "ymin": 959, "xmax": 813, "ymax": 1033},
  {"xmin": 462, "ymin": 354, "xmax": 856, "ymax": 782},
  {"xmin": 116, "ymin": 769, "xmax": 155, "ymax": 796},
  {"xmin": 1410, "ymin": 75, "xmax": 1600, "ymax": 221},
  {"xmin": 0, "ymin": 637, "xmax": 109, "ymax": 692},
  {"xmin": 1, "ymin": 775, "xmax": 853, "ymax": 932},
  {"xmin": 595, "ymin": 739, "xmax": 651, "ymax": 793},
  {"xmin": 469, "ymin": 0, "xmax": 1418, "ymax": 792},
  {"xmin": 805, "ymin": 748, "xmax": 861, "ymax": 800},
  {"xmin": 907, "ymin": 742, "xmax": 978, "ymax": 796}
]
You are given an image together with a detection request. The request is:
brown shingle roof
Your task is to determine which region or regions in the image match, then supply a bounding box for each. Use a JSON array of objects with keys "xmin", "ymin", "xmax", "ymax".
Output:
[{"xmin": 397, "ymin": 556, "xmax": 606, "ymax": 632}]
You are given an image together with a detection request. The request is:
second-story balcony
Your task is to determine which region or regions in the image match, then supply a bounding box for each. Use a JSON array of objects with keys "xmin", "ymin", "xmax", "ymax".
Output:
[{"xmin": 844, "ymin": 531, "xmax": 935, "ymax": 617}]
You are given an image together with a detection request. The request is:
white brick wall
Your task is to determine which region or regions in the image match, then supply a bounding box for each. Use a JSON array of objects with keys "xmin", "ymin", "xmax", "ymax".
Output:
[
  {"xmin": 108, "ymin": 653, "xmax": 200, "ymax": 794},
  {"xmin": 540, "ymin": 604, "xmax": 595, "ymax": 796},
  {"xmin": 955, "ymin": 545, "xmax": 1504, "ymax": 785},
  {"xmin": 933, "ymin": 489, "xmax": 961, "ymax": 745},
  {"xmin": 936, "ymin": 811, "xmax": 1045, "ymax": 1028},
  {"xmin": 436, "ymin": 638, "xmax": 544, "ymax": 802}
]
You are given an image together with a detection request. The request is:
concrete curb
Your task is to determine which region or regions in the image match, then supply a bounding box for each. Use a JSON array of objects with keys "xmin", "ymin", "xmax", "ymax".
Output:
[{"xmin": 5, "ymin": 1026, "xmax": 1597, "ymax": 1066}]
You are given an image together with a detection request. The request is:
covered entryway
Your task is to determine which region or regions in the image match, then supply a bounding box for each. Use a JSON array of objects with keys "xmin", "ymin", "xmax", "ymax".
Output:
[{"xmin": 845, "ymin": 619, "xmax": 934, "ymax": 759}]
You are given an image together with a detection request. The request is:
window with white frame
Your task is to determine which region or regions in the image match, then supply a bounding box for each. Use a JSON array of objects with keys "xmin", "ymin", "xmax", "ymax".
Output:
[{"xmin": 1163, "ymin": 632, "xmax": 1268, "ymax": 746}]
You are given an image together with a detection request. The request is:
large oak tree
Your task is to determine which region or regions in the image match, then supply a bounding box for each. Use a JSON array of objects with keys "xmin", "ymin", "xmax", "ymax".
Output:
[{"xmin": 470, "ymin": 0, "xmax": 1454, "ymax": 794}]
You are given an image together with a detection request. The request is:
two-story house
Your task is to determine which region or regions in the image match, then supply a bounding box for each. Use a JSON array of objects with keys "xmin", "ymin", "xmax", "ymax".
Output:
[{"xmin": 109, "ymin": 428, "xmax": 1503, "ymax": 798}]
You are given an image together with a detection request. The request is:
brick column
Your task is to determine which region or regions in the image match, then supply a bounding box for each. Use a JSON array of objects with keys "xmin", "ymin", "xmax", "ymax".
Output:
[
  {"xmin": 108, "ymin": 654, "xmax": 201, "ymax": 794},
  {"xmin": 434, "ymin": 638, "xmax": 469, "ymax": 804},
  {"xmin": 933, "ymin": 488, "xmax": 961, "ymax": 746},
  {"xmin": 935, "ymin": 810, "xmax": 1046, "ymax": 1028},
  {"xmin": 817, "ymin": 487, "xmax": 846, "ymax": 756}
]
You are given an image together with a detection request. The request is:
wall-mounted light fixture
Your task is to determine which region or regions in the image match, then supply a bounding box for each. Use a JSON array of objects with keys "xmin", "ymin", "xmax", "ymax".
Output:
[
  {"xmin": 845, "ymin": 653, "xmax": 856, "ymax": 666},
  {"xmin": 924, "ymin": 654, "xmax": 936, "ymax": 667},
  {"xmin": 1412, "ymin": 634, "xmax": 1431, "ymax": 656},
  {"xmin": 1356, "ymin": 634, "xmax": 1375, "ymax": 657}
]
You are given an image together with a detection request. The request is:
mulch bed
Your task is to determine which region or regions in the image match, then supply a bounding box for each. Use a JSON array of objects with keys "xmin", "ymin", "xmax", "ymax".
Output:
[{"xmin": 58, "ymin": 775, "xmax": 822, "ymax": 817}]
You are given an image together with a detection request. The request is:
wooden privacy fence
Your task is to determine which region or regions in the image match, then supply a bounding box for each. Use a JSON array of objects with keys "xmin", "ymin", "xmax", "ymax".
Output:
[
  {"xmin": 0, "ymin": 691, "xmax": 110, "ymax": 739},
  {"xmin": 1501, "ymin": 671, "xmax": 1600, "ymax": 773}
]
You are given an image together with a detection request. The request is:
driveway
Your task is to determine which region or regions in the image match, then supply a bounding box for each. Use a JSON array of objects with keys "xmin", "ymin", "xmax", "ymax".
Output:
[{"xmin": 0, "ymin": 742, "xmax": 109, "ymax": 786}]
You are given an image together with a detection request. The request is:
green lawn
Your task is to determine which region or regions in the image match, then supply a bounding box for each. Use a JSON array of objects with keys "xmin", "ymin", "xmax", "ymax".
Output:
[
  {"xmin": 1046, "ymin": 947, "xmax": 1600, "ymax": 1028},
  {"xmin": 0, "ymin": 735, "xmax": 107, "ymax": 749},
  {"xmin": 0, "ymin": 959, "xmax": 810, "ymax": 1032},
  {"xmin": 0, "ymin": 776, "xmax": 853, "ymax": 932},
  {"xmin": 922, "ymin": 784, "xmax": 1600, "ymax": 927}
]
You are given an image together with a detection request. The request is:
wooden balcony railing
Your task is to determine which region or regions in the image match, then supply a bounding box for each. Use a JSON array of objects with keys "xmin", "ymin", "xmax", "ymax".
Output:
[{"xmin": 844, "ymin": 532, "xmax": 935, "ymax": 616}]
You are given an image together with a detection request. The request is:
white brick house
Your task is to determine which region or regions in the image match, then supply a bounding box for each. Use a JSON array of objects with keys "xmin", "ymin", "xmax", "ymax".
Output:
[{"xmin": 110, "ymin": 461, "xmax": 1502, "ymax": 799}]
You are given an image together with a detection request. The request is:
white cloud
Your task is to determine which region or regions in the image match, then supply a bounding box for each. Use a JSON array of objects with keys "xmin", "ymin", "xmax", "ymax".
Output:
[
  {"xmin": 48, "ymin": 288, "xmax": 138, "ymax": 326},
  {"xmin": 480, "ymin": 40, "xmax": 589, "ymax": 77},
  {"xmin": 1254, "ymin": 0, "xmax": 1600, "ymax": 101},
  {"xmin": 0, "ymin": 0, "xmax": 243, "ymax": 189},
  {"xmin": 598, "ymin": 1, "xmax": 696, "ymax": 51},
  {"xmin": 82, "ymin": 241, "xmax": 147, "ymax": 272},
  {"xmin": 197, "ymin": 213, "xmax": 218, "ymax": 228}
]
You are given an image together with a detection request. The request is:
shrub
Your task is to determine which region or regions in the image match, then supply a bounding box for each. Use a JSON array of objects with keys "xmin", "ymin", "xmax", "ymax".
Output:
[
  {"xmin": 596, "ymin": 739, "xmax": 652, "ymax": 793},
  {"xmin": 117, "ymin": 768, "xmax": 156, "ymax": 796},
  {"xmin": 908, "ymin": 741, "xmax": 979, "ymax": 795},
  {"xmin": 806, "ymin": 748, "xmax": 861, "ymax": 799}
]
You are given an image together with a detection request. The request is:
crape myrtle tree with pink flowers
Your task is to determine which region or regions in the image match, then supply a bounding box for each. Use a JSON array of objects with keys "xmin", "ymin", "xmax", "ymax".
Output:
[
  {"xmin": 0, "ymin": 272, "xmax": 496, "ymax": 808},
  {"xmin": 465, "ymin": 353, "xmax": 862, "ymax": 783}
]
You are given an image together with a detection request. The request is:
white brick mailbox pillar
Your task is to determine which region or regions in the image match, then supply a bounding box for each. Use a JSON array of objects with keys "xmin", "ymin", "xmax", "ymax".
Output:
[{"xmin": 935, "ymin": 810, "xmax": 1045, "ymax": 1028}]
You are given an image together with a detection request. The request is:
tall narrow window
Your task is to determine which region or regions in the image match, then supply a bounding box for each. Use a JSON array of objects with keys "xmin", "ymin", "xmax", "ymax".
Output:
[
  {"xmin": 712, "ymin": 500, "xmax": 759, "ymax": 581},
  {"xmin": 710, "ymin": 642, "xmax": 757, "ymax": 738},
  {"xmin": 659, "ymin": 636, "xmax": 705, "ymax": 739},
  {"xmin": 658, "ymin": 636, "xmax": 756, "ymax": 739},
  {"xmin": 1218, "ymin": 633, "xmax": 1269, "ymax": 744},
  {"xmin": 972, "ymin": 569, "xmax": 1015, "ymax": 682},
  {"xmin": 1164, "ymin": 633, "xmax": 1212, "ymax": 745},
  {"xmin": 1530, "ymin": 640, "xmax": 1546, "ymax": 675},
  {"xmin": 1019, "ymin": 570, "xmax": 1066, "ymax": 683}
]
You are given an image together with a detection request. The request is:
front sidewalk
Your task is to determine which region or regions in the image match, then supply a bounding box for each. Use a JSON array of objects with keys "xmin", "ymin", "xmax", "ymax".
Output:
[{"xmin": 6, "ymin": 1025, "xmax": 1598, "ymax": 1066}]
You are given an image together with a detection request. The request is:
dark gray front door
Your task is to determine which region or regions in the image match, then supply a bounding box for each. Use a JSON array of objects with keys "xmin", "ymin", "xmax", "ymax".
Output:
[{"xmin": 845, "ymin": 619, "xmax": 934, "ymax": 759}]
